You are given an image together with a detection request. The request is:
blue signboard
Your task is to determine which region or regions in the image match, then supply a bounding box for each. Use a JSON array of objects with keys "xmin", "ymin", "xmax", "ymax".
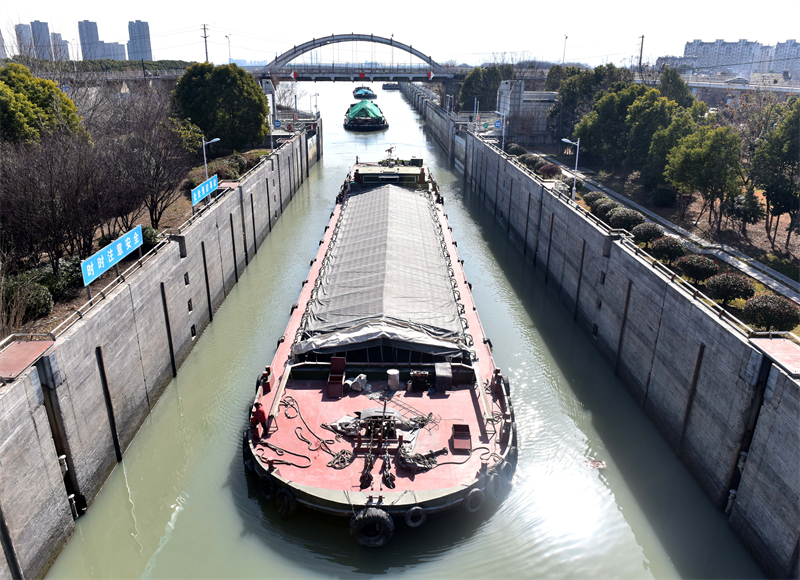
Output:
[
  {"xmin": 81, "ymin": 226, "xmax": 143, "ymax": 286},
  {"xmin": 274, "ymin": 119, "xmax": 282, "ymax": 128},
  {"xmin": 191, "ymin": 174, "xmax": 218, "ymax": 206},
  {"xmin": 494, "ymin": 120, "xmax": 502, "ymax": 128}
]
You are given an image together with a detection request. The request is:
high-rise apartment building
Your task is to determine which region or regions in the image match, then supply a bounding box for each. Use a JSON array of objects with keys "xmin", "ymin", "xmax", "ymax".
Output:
[
  {"xmin": 100, "ymin": 41, "xmax": 127, "ymax": 61},
  {"xmin": 78, "ymin": 20, "xmax": 100, "ymax": 60},
  {"xmin": 30, "ymin": 21, "xmax": 53, "ymax": 60},
  {"xmin": 51, "ymin": 32, "xmax": 70, "ymax": 61},
  {"xmin": 683, "ymin": 39, "xmax": 799, "ymax": 77},
  {"xmin": 0, "ymin": 30, "xmax": 6, "ymax": 59},
  {"xmin": 14, "ymin": 24, "xmax": 34, "ymax": 58},
  {"xmin": 127, "ymin": 20, "xmax": 152, "ymax": 61},
  {"xmin": 773, "ymin": 40, "xmax": 800, "ymax": 77}
]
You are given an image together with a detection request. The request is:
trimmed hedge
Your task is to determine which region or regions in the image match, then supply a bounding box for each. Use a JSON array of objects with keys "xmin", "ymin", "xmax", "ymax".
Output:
[
  {"xmin": 650, "ymin": 236, "xmax": 686, "ymax": 264},
  {"xmin": 582, "ymin": 191, "xmax": 605, "ymax": 206},
  {"xmin": 608, "ymin": 208, "xmax": 646, "ymax": 231},
  {"xmin": 506, "ymin": 143, "xmax": 526, "ymax": 155},
  {"xmin": 533, "ymin": 159, "xmax": 547, "ymax": 173},
  {"xmin": 518, "ymin": 154, "xmax": 538, "ymax": 169},
  {"xmin": 651, "ymin": 188, "xmax": 677, "ymax": 207},
  {"xmin": 539, "ymin": 164, "xmax": 561, "ymax": 179},
  {"xmin": 743, "ymin": 294, "xmax": 800, "ymax": 331},
  {"xmin": 631, "ymin": 222, "xmax": 664, "ymax": 247},
  {"xmin": 705, "ymin": 273, "xmax": 755, "ymax": 305},
  {"xmin": 595, "ymin": 200, "xmax": 621, "ymax": 223},
  {"xmin": 675, "ymin": 255, "xmax": 719, "ymax": 282}
]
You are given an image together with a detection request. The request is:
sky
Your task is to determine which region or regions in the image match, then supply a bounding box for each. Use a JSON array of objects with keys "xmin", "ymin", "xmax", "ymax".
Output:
[{"xmin": 3, "ymin": 0, "xmax": 799, "ymax": 68}]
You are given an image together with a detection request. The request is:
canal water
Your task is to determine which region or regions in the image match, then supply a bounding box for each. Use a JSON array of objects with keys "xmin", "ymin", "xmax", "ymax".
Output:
[{"xmin": 47, "ymin": 84, "xmax": 763, "ymax": 579}]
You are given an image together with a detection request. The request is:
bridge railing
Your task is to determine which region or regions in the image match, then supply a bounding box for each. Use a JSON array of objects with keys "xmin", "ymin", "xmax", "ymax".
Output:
[{"xmin": 275, "ymin": 63, "xmax": 441, "ymax": 75}]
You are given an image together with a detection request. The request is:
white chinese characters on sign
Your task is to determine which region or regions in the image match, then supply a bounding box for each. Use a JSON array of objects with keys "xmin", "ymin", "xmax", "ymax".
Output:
[{"xmin": 80, "ymin": 225, "xmax": 144, "ymax": 286}]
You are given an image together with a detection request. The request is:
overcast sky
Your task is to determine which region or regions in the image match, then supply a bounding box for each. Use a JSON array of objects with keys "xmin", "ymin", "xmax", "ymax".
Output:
[{"xmin": 3, "ymin": 0, "xmax": 799, "ymax": 67}]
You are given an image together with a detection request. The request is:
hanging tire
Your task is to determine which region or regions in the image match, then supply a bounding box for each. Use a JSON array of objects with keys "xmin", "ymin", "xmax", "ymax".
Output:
[
  {"xmin": 259, "ymin": 474, "xmax": 276, "ymax": 502},
  {"xmin": 500, "ymin": 461, "xmax": 514, "ymax": 486},
  {"xmin": 463, "ymin": 488, "xmax": 485, "ymax": 514},
  {"xmin": 502, "ymin": 376, "xmax": 511, "ymax": 396},
  {"xmin": 276, "ymin": 488, "xmax": 297, "ymax": 520},
  {"xmin": 242, "ymin": 430, "xmax": 249, "ymax": 464},
  {"xmin": 404, "ymin": 506, "xmax": 426, "ymax": 529},
  {"xmin": 507, "ymin": 445, "xmax": 518, "ymax": 465},
  {"xmin": 488, "ymin": 472, "xmax": 503, "ymax": 501},
  {"xmin": 349, "ymin": 508, "xmax": 394, "ymax": 548}
]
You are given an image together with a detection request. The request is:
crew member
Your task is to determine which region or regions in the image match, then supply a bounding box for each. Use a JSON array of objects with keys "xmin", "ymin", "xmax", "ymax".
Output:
[{"xmin": 251, "ymin": 402, "xmax": 268, "ymax": 437}]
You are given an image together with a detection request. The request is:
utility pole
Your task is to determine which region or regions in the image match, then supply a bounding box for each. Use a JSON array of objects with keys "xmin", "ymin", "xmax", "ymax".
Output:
[
  {"xmin": 638, "ymin": 35, "xmax": 644, "ymax": 81},
  {"xmin": 562, "ymin": 35, "xmax": 567, "ymax": 65},
  {"xmin": 225, "ymin": 34, "xmax": 232, "ymax": 64},
  {"xmin": 202, "ymin": 24, "xmax": 209, "ymax": 62}
]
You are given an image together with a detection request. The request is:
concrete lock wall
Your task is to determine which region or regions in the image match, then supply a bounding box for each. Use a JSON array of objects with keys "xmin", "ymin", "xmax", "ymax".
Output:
[
  {"xmin": 400, "ymin": 82, "xmax": 799, "ymax": 578},
  {"xmin": 0, "ymin": 126, "xmax": 322, "ymax": 579}
]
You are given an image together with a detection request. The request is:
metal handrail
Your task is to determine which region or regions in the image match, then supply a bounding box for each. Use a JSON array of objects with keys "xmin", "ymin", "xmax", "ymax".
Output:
[{"xmin": 0, "ymin": 333, "xmax": 56, "ymax": 353}]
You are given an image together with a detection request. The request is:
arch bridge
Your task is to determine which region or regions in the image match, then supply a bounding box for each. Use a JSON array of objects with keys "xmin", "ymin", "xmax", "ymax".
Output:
[{"xmin": 253, "ymin": 33, "xmax": 464, "ymax": 82}]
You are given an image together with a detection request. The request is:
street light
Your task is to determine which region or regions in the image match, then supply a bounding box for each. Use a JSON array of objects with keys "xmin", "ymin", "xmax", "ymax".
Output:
[
  {"xmin": 561, "ymin": 137, "xmax": 580, "ymax": 201},
  {"xmin": 310, "ymin": 92, "xmax": 319, "ymax": 113},
  {"xmin": 202, "ymin": 137, "xmax": 220, "ymax": 180}
]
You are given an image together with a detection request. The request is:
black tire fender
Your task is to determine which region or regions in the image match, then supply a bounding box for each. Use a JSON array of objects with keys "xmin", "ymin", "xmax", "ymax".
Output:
[
  {"xmin": 276, "ymin": 488, "xmax": 297, "ymax": 520},
  {"xmin": 501, "ymin": 461, "xmax": 514, "ymax": 486},
  {"xmin": 404, "ymin": 505, "xmax": 426, "ymax": 528},
  {"xmin": 507, "ymin": 445, "xmax": 518, "ymax": 465},
  {"xmin": 259, "ymin": 474, "xmax": 276, "ymax": 502},
  {"xmin": 488, "ymin": 472, "xmax": 503, "ymax": 501},
  {"xmin": 350, "ymin": 507, "xmax": 395, "ymax": 548},
  {"xmin": 463, "ymin": 488, "xmax": 485, "ymax": 514}
]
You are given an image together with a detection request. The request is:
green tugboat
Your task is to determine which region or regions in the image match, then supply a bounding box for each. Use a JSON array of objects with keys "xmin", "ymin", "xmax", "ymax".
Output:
[{"xmin": 344, "ymin": 100, "xmax": 389, "ymax": 132}]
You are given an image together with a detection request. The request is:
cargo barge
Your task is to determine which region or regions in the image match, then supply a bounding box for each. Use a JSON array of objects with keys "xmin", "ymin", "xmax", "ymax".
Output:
[
  {"xmin": 343, "ymin": 100, "xmax": 389, "ymax": 132},
  {"xmin": 353, "ymin": 85, "xmax": 377, "ymax": 99},
  {"xmin": 243, "ymin": 156, "xmax": 517, "ymax": 547}
]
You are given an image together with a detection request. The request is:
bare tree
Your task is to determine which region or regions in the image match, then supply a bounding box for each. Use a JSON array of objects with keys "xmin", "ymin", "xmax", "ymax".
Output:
[{"xmin": 274, "ymin": 79, "xmax": 307, "ymax": 109}]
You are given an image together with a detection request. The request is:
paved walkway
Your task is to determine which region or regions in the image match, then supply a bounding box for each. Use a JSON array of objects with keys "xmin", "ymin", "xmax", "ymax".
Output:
[{"xmin": 531, "ymin": 150, "xmax": 800, "ymax": 305}]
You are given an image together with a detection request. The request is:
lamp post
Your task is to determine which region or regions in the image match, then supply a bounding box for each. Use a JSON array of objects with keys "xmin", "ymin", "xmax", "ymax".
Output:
[
  {"xmin": 310, "ymin": 92, "xmax": 319, "ymax": 113},
  {"xmin": 202, "ymin": 137, "xmax": 220, "ymax": 180},
  {"xmin": 561, "ymin": 137, "xmax": 580, "ymax": 201}
]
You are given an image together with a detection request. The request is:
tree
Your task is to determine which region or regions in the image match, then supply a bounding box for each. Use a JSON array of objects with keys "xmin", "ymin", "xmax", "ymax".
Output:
[
  {"xmin": 724, "ymin": 186, "xmax": 765, "ymax": 238},
  {"xmin": 658, "ymin": 68, "xmax": 694, "ymax": 108},
  {"xmin": 481, "ymin": 66, "xmax": 504, "ymax": 111},
  {"xmin": 546, "ymin": 63, "xmax": 634, "ymax": 140},
  {"xmin": 574, "ymin": 84, "xmax": 648, "ymax": 169},
  {"xmin": 173, "ymin": 63, "xmax": 269, "ymax": 150},
  {"xmin": 705, "ymin": 273, "xmax": 755, "ymax": 305},
  {"xmin": 274, "ymin": 80, "xmax": 307, "ymax": 108},
  {"xmin": 0, "ymin": 63, "xmax": 81, "ymax": 143},
  {"xmin": 751, "ymin": 98, "xmax": 799, "ymax": 249},
  {"xmin": 458, "ymin": 67, "xmax": 484, "ymax": 112},
  {"xmin": 545, "ymin": 65, "xmax": 581, "ymax": 91},
  {"xmin": 642, "ymin": 106, "xmax": 701, "ymax": 190},
  {"xmin": 664, "ymin": 126, "xmax": 742, "ymax": 234},
  {"xmin": 631, "ymin": 222, "xmax": 664, "ymax": 247},
  {"xmin": 675, "ymin": 255, "xmax": 719, "ymax": 282},
  {"xmin": 650, "ymin": 236, "xmax": 686, "ymax": 263},
  {"xmin": 625, "ymin": 90, "xmax": 679, "ymax": 169},
  {"xmin": 743, "ymin": 295, "xmax": 800, "ymax": 331},
  {"xmin": 120, "ymin": 89, "xmax": 194, "ymax": 231}
]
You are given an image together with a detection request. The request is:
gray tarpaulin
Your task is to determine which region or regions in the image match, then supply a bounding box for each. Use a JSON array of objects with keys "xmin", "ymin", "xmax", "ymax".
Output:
[{"xmin": 293, "ymin": 185, "xmax": 468, "ymax": 356}]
